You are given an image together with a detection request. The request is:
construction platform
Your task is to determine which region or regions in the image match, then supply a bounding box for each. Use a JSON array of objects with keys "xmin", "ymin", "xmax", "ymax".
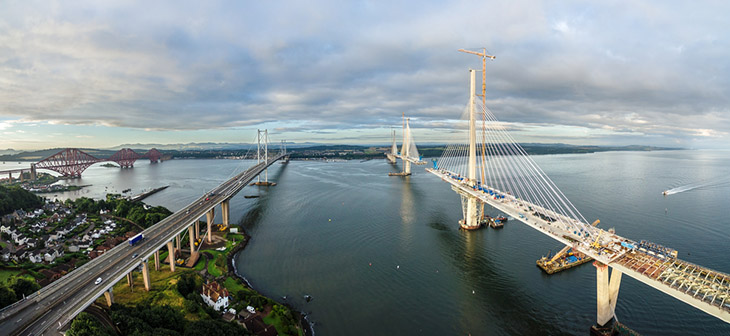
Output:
[
  {"xmin": 388, "ymin": 172, "xmax": 411, "ymax": 176},
  {"xmin": 251, "ymin": 181, "xmax": 277, "ymax": 186},
  {"xmin": 537, "ymin": 250, "xmax": 593, "ymax": 274}
]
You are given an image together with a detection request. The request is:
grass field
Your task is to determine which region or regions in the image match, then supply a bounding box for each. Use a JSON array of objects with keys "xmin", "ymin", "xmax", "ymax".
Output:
[
  {"xmin": 0, "ymin": 268, "xmax": 23, "ymax": 284},
  {"xmin": 95, "ymin": 264, "xmax": 202, "ymax": 321},
  {"xmin": 203, "ymin": 250, "xmax": 226, "ymax": 277}
]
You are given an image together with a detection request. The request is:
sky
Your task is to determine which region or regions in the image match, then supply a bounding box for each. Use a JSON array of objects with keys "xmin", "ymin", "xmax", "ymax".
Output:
[{"xmin": 1, "ymin": 0, "xmax": 729, "ymax": 150}]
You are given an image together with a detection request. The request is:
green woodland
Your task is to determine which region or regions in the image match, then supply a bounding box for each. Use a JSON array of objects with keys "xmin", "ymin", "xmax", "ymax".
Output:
[{"xmin": 0, "ymin": 185, "xmax": 44, "ymax": 216}]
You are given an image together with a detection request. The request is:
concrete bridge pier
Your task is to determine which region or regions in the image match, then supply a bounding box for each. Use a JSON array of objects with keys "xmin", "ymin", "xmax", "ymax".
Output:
[
  {"xmin": 454, "ymin": 188, "xmax": 480, "ymax": 229},
  {"xmin": 595, "ymin": 262, "xmax": 623, "ymax": 327},
  {"xmin": 30, "ymin": 164, "xmax": 36, "ymax": 180},
  {"xmin": 175, "ymin": 234, "xmax": 181, "ymax": 255},
  {"xmin": 167, "ymin": 241, "xmax": 175, "ymax": 272},
  {"xmin": 141, "ymin": 261, "xmax": 151, "ymax": 291},
  {"xmin": 221, "ymin": 199, "xmax": 230, "ymax": 228},
  {"xmin": 103, "ymin": 288, "xmax": 114, "ymax": 307},
  {"xmin": 206, "ymin": 208, "xmax": 215, "ymax": 243},
  {"xmin": 126, "ymin": 273, "xmax": 133, "ymax": 288},
  {"xmin": 154, "ymin": 250, "xmax": 160, "ymax": 271},
  {"xmin": 195, "ymin": 221, "xmax": 200, "ymax": 240},
  {"xmin": 188, "ymin": 225, "xmax": 197, "ymax": 259}
]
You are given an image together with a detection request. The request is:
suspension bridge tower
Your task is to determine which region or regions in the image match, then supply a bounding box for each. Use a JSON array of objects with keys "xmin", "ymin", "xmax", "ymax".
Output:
[{"xmin": 253, "ymin": 129, "xmax": 276, "ymax": 186}]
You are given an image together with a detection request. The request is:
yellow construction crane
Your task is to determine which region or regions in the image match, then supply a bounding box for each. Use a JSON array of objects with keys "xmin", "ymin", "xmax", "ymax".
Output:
[
  {"xmin": 549, "ymin": 219, "xmax": 600, "ymax": 263},
  {"xmin": 457, "ymin": 48, "xmax": 495, "ymax": 109}
]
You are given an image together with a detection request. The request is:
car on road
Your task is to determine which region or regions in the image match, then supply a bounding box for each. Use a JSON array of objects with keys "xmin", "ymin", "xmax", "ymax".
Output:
[
  {"xmin": 132, "ymin": 253, "xmax": 138, "ymax": 258},
  {"xmin": 95, "ymin": 277, "xmax": 102, "ymax": 285}
]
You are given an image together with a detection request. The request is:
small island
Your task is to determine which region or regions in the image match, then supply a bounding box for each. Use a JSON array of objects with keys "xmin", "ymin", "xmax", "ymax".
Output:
[{"xmin": 99, "ymin": 163, "xmax": 119, "ymax": 168}]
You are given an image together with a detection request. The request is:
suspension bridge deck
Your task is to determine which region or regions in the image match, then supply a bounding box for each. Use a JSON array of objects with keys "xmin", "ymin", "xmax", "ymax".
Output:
[{"xmin": 427, "ymin": 167, "xmax": 730, "ymax": 323}]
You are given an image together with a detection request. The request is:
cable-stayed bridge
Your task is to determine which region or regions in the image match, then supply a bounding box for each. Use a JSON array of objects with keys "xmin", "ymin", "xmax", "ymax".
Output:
[
  {"xmin": 386, "ymin": 115, "xmax": 426, "ymax": 176},
  {"xmin": 425, "ymin": 66, "xmax": 730, "ymax": 329}
]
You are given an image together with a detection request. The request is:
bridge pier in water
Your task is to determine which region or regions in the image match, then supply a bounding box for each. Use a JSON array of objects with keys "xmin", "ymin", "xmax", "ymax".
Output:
[{"xmin": 594, "ymin": 262, "xmax": 623, "ymax": 327}]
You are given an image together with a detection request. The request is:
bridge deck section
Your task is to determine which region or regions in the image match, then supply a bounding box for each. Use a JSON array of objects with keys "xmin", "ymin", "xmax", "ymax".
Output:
[{"xmin": 427, "ymin": 167, "xmax": 730, "ymax": 323}]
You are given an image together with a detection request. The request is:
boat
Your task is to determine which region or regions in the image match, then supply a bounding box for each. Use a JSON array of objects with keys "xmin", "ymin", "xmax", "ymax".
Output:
[{"xmin": 495, "ymin": 216, "xmax": 507, "ymax": 223}]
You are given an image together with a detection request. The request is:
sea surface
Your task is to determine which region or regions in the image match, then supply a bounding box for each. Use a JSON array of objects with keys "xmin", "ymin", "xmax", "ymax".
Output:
[{"xmin": 2, "ymin": 150, "xmax": 729, "ymax": 335}]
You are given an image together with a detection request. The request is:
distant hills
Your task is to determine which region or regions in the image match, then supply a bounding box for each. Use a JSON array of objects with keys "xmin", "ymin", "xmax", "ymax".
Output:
[
  {"xmin": 0, "ymin": 143, "xmax": 682, "ymax": 161},
  {"xmin": 107, "ymin": 142, "xmax": 324, "ymax": 151}
]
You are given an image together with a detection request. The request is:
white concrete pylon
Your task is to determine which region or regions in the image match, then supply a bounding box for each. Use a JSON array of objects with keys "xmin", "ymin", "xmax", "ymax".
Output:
[
  {"xmin": 595, "ymin": 262, "xmax": 623, "ymax": 326},
  {"xmin": 463, "ymin": 69, "xmax": 479, "ymax": 228}
]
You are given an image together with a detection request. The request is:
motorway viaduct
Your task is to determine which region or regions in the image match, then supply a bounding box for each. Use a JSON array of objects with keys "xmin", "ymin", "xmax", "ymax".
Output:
[{"xmin": 0, "ymin": 154, "xmax": 286, "ymax": 336}]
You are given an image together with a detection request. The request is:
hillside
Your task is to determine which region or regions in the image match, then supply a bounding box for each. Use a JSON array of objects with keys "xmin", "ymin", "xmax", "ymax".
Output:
[{"xmin": 0, "ymin": 185, "xmax": 44, "ymax": 216}]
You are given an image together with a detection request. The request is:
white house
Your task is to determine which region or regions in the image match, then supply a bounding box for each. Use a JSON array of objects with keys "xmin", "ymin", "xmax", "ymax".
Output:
[
  {"xmin": 200, "ymin": 281, "xmax": 230, "ymax": 311},
  {"xmin": 0, "ymin": 224, "xmax": 13, "ymax": 234}
]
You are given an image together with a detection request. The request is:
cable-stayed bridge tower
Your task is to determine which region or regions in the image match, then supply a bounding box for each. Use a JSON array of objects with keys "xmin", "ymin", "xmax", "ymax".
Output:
[{"xmin": 389, "ymin": 115, "xmax": 426, "ymax": 176}]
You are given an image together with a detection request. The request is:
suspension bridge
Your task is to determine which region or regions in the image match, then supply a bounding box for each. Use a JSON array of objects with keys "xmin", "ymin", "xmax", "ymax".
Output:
[{"xmin": 393, "ymin": 52, "xmax": 730, "ymax": 330}]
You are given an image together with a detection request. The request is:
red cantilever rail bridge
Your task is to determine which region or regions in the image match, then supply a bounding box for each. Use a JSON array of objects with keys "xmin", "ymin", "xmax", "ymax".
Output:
[{"xmin": 33, "ymin": 148, "xmax": 163, "ymax": 177}]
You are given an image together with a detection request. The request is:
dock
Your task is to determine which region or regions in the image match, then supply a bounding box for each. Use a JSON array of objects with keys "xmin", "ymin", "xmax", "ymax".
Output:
[{"xmin": 128, "ymin": 185, "xmax": 169, "ymax": 202}]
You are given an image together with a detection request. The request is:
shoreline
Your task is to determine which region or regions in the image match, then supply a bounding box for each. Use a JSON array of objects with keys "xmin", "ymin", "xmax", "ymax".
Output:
[{"xmin": 226, "ymin": 228, "xmax": 315, "ymax": 336}]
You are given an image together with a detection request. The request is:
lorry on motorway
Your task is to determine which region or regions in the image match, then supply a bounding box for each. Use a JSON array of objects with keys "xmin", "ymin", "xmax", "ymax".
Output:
[{"xmin": 128, "ymin": 233, "xmax": 144, "ymax": 246}]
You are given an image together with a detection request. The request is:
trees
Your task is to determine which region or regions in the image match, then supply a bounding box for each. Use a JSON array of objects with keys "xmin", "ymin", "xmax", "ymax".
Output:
[
  {"xmin": 0, "ymin": 185, "xmax": 44, "ymax": 216},
  {"xmin": 183, "ymin": 319, "xmax": 249, "ymax": 336},
  {"xmin": 10, "ymin": 277, "xmax": 40, "ymax": 298},
  {"xmin": 0, "ymin": 285, "xmax": 17, "ymax": 309},
  {"xmin": 66, "ymin": 312, "xmax": 114, "ymax": 336},
  {"xmin": 176, "ymin": 273, "xmax": 198, "ymax": 297}
]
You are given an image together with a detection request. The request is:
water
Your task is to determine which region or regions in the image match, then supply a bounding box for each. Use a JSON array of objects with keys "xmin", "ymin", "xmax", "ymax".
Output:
[{"xmin": 3, "ymin": 150, "xmax": 729, "ymax": 335}]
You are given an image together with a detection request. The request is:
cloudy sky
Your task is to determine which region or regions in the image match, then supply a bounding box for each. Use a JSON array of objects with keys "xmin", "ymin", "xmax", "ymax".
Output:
[{"xmin": 1, "ymin": 0, "xmax": 729, "ymax": 150}]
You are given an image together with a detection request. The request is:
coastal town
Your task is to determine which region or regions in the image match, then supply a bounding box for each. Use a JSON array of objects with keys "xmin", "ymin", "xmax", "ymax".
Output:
[{"xmin": 0, "ymin": 184, "xmax": 305, "ymax": 335}]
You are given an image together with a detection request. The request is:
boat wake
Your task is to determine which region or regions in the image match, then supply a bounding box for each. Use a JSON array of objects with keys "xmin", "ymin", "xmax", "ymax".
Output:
[{"xmin": 663, "ymin": 176, "xmax": 730, "ymax": 196}]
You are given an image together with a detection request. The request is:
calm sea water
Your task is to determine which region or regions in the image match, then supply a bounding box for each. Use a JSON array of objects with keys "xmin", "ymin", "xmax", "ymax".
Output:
[{"xmin": 3, "ymin": 150, "xmax": 729, "ymax": 335}]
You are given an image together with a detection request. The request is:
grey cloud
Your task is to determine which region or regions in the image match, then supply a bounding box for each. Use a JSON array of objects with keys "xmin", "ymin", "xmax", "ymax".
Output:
[{"xmin": 1, "ymin": 0, "xmax": 729, "ymax": 148}]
